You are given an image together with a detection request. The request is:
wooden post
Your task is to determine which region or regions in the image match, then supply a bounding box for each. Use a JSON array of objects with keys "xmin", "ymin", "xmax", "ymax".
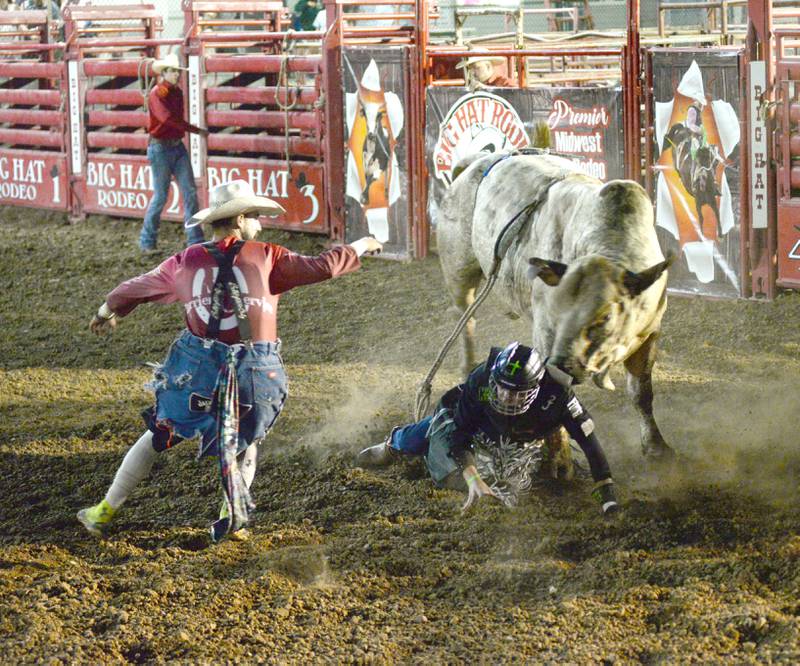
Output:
[
  {"xmin": 746, "ymin": 0, "xmax": 776, "ymax": 298},
  {"xmin": 624, "ymin": 0, "xmax": 642, "ymax": 183}
]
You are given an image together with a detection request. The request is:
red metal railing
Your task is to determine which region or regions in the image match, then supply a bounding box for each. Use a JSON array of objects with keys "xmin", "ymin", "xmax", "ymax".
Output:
[
  {"xmin": 0, "ymin": 9, "xmax": 68, "ymax": 211},
  {"xmin": 774, "ymin": 28, "xmax": 800, "ymax": 290}
]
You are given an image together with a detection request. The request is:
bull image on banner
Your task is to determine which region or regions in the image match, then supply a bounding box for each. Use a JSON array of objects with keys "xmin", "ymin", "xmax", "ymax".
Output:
[
  {"xmin": 653, "ymin": 54, "xmax": 742, "ymax": 297},
  {"xmin": 426, "ymin": 87, "xmax": 624, "ymax": 228},
  {"xmin": 343, "ymin": 49, "xmax": 410, "ymax": 258}
]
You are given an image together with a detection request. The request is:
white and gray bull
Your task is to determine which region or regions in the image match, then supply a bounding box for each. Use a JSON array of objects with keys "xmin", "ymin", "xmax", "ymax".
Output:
[{"xmin": 438, "ymin": 151, "xmax": 674, "ymax": 462}]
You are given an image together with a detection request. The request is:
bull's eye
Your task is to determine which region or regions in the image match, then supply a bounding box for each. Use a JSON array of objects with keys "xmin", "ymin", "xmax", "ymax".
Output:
[
  {"xmin": 587, "ymin": 324, "xmax": 603, "ymax": 342},
  {"xmin": 587, "ymin": 312, "xmax": 611, "ymax": 341}
]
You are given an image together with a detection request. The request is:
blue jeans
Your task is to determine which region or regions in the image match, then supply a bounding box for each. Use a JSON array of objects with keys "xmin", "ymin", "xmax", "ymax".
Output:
[
  {"xmin": 148, "ymin": 330, "xmax": 288, "ymax": 456},
  {"xmin": 389, "ymin": 411, "xmax": 462, "ymax": 485},
  {"xmin": 139, "ymin": 141, "xmax": 204, "ymax": 249}
]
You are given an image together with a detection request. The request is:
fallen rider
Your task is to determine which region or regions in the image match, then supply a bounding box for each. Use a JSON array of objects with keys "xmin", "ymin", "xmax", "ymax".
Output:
[{"xmin": 357, "ymin": 342, "xmax": 619, "ymax": 514}]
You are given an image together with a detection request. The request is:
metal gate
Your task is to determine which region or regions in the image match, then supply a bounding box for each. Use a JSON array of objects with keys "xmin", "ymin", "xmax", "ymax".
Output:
[
  {"xmin": 0, "ymin": 9, "xmax": 69, "ymax": 212},
  {"xmin": 774, "ymin": 28, "xmax": 800, "ymax": 290}
]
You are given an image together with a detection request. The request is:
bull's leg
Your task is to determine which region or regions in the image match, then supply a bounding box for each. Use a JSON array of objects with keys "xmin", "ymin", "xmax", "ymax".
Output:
[
  {"xmin": 695, "ymin": 199, "xmax": 706, "ymax": 238},
  {"xmin": 624, "ymin": 333, "xmax": 674, "ymax": 460},
  {"xmin": 711, "ymin": 197, "xmax": 723, "ymax": 239},
  {"xmin": 543, "ymin": 428, "xmax": 574, "ymax": 480}
]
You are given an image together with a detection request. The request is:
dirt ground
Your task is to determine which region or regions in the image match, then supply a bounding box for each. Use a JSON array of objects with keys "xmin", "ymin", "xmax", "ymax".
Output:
[{"xmin": 2, "ymin": 209, "xmax": 800, "ymax": 664}]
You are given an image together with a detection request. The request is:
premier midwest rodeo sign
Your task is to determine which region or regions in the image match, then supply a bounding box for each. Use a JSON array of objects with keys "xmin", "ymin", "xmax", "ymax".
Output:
[{"xmin": 425, "ymin": 86, "xmax": 624, "ymax": 227}]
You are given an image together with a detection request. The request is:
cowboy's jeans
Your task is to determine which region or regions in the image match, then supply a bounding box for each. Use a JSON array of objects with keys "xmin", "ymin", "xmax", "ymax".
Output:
[{"xmin": 139, "ymin": 141, "xmax": 204, "ymax": 249}]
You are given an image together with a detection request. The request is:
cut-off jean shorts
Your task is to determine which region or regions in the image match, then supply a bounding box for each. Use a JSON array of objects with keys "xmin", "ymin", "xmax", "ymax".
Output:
[{"xmin": 145, "ymin": 330, "xmax": 288, "ymax": 457}]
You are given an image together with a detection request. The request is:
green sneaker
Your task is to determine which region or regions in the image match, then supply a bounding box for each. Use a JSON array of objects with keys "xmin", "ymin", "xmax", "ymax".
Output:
[
  {"xmin": 213, "ymin": 500, "xmax": 249, "ymax": 542},
  {"xmin": 77, "ymin": 499, "xmax": 116, "ymax": 537}
]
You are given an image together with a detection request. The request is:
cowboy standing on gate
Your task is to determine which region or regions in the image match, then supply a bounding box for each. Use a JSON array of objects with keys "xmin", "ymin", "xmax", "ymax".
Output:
[
  {"xmin": 79, "ymin": 180, "xmax": 383, "ymax": 542},
  {"xmin": 139, "ymin": 52, "xmax": 209, "ymax": 254},
  {"xmin": 357, "ymin": 342, "xmax": 619, "ymax": 515}
]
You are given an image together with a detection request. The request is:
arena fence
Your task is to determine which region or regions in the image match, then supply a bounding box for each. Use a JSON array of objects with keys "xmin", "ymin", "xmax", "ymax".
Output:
[
  {"xmin": 0, "ymin": 10, "xmax": 68, "ymax": 211},
  {"xmin": 0, "ymin": 0, "xmax": 796, "ymax": 296},
  {"xmin": 774, "ymin": 27, "xmax": 800, "ymax": 291}
]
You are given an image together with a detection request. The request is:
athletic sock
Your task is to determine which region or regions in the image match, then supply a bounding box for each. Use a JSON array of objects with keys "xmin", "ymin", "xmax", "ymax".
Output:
[{"xmin": 105, "ymin": 431, "xmax": 158, "ymax": 509}]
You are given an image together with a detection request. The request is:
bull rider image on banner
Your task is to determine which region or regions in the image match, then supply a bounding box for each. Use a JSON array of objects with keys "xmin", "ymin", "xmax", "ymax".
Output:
[
  {"xmin": 344, "ymin": 55, "xmax": 406, "ymax": 254},
  {"xmin": 655, "ymin": 59, "xmax": 741, "ymax": 293}
]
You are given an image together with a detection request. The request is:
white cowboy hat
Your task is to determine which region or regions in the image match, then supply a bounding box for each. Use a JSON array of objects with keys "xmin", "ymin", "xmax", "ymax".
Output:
[
  {"xmin": 152, "ymin": 53, "xmax": 188, "ymax": 74},
  {"xmin": 186, "ymin": 179, "xmax": 285, "ymax": 228},
  {"xmin": 455, "ymin": 55, "xmax": 505, "ymax": 70}
]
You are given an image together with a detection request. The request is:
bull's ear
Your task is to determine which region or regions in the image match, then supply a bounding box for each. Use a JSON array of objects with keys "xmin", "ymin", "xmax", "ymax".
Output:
[
  {"xmin": 622, "ymin": 254, "xmax": 676, "ymax": 296},
  {"xmin": 527, "ymin": 257, "xmax": 568, "ymax": 286}
]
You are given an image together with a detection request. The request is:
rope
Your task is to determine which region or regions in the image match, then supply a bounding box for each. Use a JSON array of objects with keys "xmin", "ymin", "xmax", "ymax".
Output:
[
  {"xmin": 137, "ymin": 57, "xmax": 155, "ymax": 113},
  {"xmin": 275, "ymin": 31, "xmax": 299, "ymax": 177},
  {"xmin": 413, "ymin": 201, "xmax": 540, "ymax": 421}
]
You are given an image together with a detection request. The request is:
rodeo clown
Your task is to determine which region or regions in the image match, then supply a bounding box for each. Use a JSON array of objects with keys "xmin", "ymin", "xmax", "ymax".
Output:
[
  {"xmin": 357, "ymin": 342, "xmax": 619, "ymax": 515},
  {"xmin": 79, "ymin": 180, "xmax": 382, "ymax": 542}
]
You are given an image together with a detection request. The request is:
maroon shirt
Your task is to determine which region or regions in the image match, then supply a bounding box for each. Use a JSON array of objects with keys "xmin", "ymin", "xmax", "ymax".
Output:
[
  {"xmin": 106, "ymin": 238, "xmax": 362, "ymax": 344},
  {"xmin": 148, "ymin": 81, "xmax": 201, "ymax": 141},
  {"xmin": 486, "ymin": 74, "xmax": 514, "ymax": 87}
]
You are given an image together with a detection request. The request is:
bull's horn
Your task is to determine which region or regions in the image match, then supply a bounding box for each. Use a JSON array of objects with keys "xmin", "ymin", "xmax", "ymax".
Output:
[
  {"xmin": 527, "ymin": 257, "xmax": 568, "ymax": 286},
  {"xmin": 622, "ymin": 253, "xmax": 676, "ymax": 297},
  {"xmin": 593, "ymin": 369, "xmax": 616, "ymax": 391}
]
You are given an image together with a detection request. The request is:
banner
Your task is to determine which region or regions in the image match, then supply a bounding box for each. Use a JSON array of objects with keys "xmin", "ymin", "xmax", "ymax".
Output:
[
  {"xmin": 652, "ymin": 50, "xmax": 743, "ymax": 298},
  {"xmin": 342, "ymin": 47, "xmax": 411, "ymax": 259},
  {"xmin": 426, "ymin": 86, "xmax": 624, "ymax": 228},
  {"xmin": 0, "ymin": 150, "xmax": 67, "ymax": 210},
  {"xmin": 84, "ymin": 155, "xmax": 184, "ymax": 220},
  {"xmin": 207, "ymin": 158, "xmax": 325, "ymax": 232}
]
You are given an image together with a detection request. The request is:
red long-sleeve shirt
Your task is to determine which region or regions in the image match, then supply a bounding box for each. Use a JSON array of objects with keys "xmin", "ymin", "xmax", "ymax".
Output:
[
  {"xmin": 148, "ymin": 81, "xmax": 201, "ymax": 141},
  {"xmin": 106, "ymin": 239, "xmax": 362, "ymax": 343},
  {"xmin": 486, "ymin": 74, "xmax": 514, "ymax": 87}
]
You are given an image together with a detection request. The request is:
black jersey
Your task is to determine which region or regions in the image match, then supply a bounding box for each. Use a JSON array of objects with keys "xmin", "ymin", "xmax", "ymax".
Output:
[{"xmin": 445, "ymin": 348, "xmax": 609, "ymax": 482}]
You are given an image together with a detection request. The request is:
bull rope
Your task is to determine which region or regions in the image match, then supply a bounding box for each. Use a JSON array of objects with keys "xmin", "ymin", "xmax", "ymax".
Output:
[
  {"xmin": 276, "ymin": 31, "xmax": 299, "ymax": 177},
  {"xmin": 137, "ymin": 58, "xmax": 155, "ymax": 112},
  {"xmin": 413, "ymin": 201, "xmax": 540, "ymax": 421}
]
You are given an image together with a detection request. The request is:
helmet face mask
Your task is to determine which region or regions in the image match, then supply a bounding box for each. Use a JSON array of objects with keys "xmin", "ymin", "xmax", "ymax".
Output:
[
  {"xmin": 488, "ymin": 342, "xmax": 545, "ymax": 416},
  {"xmin": 489, "ymin": 376, "xmax": 540, "ymax": 415}
]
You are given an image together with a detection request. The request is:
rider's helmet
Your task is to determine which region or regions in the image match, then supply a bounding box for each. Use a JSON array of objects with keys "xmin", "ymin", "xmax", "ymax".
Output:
[{"xmin": 489, "ymin": 342, "xmax": 546, "ymax": 416}]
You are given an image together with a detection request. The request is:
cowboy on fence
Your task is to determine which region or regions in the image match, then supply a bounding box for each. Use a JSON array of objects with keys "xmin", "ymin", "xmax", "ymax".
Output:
[
  {"xmin": 78, "ymin": 180, "xmax": 383, "ymax": 542},
  {"xmin": 456, "ymin": 55, "xmax": 514, "ymax": 91},
  {"xmin": 139, "ymin": 52, "xmax": 209, "ymax": 254}
]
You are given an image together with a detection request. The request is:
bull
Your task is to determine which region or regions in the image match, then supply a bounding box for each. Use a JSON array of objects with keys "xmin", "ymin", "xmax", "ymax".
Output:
[{"xmin": 437, "ymin": 151, "xmax": 674, "ymax": 466}]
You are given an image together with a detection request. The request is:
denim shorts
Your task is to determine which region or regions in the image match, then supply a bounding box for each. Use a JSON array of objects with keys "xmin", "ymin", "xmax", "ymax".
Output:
[{"xmin": 148, "ymin": 330, "xmax": 288, "ymax": 456}]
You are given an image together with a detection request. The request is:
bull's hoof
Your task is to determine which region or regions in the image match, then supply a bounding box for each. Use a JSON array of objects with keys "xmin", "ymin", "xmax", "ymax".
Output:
[
  {"xmin": 540, "ymin": 460, "xmax": 575, "ymax": 481},
  {"xmin": 643, "ymin": 444, "xmax": 676, "ymax": 465}
]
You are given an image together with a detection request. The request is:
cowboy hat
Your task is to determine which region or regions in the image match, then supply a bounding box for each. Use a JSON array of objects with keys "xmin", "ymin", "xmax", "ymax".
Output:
[
  {"xmin": 152, "ymin": 52, "xmax": 188, "ymax": 74},
  {"xmin": 455, "ymin": 55, "xmax": 505, "ymax": 70},
  {"xmin": 185, "ymin": 179, "xmax": 285, "ymax": 228}
]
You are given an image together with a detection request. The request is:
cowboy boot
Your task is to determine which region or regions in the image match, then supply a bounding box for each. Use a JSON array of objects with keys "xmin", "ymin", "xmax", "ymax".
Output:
[{"xmin": 355, "ymin": 433, "xmax": 399, "ymax": 468}]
